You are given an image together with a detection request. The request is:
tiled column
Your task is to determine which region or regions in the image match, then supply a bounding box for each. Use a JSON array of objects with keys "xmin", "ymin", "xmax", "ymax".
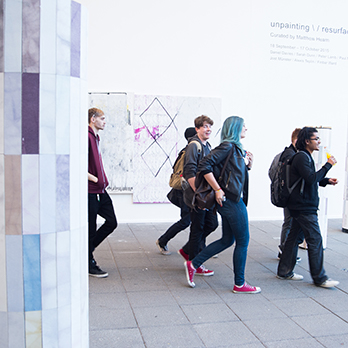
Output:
[
  {"xmin": 343, "ymin": 122, "xmax": 348, "ymax": 233},
  {"xmin": 0, "ymin": 1, "xmax": 89, "ymax": 347}
]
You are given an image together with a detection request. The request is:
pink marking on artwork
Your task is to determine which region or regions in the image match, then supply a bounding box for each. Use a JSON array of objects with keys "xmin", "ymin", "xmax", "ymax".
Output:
[
  {"xmin": 134, "ymin": 126, "xmax": 146, "ymax": 141},
  {"xmin": 150, "ymin": 126, "xmax": 159, "ymax": 139},
  {"xmin": 134, "ymin": 125, "xmax": 161, "ymax": 141}
]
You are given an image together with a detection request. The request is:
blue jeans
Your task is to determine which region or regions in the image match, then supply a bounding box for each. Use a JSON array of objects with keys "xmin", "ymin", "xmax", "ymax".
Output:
[
  {"xmin": 192, "ymin": 198, "xmax": 249, "ymax": 286},
  {"xmin": 277, "ymin": 213, "xmax": 328, "ymax": 285},
  {"xmin": 158, "ymin": 203, "xmax": 191, "ymax": 246}
]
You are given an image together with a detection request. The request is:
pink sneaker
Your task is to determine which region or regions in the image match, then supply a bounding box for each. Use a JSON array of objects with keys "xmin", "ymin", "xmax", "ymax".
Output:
[
  {"xmin": 184, "ymin": 261, "xmax": 196, "ymax": 287},
  {"xmin": 196, "ymin": 265, "xmax": 214, "ymax": 276},
  {"xmin": 232, "ymin": 282, "xmax": 261, "ymax": 294},
  {"xmin": 178, "ymin": 248, "xmax": 189, "ymax": 261}
]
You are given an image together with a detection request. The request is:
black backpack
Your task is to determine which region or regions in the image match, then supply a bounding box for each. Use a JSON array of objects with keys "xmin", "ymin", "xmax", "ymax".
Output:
[{"xmin": 270, "ymin": 151, "xmax": 309, "ymax": 208}]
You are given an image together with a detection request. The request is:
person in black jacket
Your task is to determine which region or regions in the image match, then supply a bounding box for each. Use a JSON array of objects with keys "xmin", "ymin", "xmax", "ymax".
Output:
[
  {"xmin": 277, "ymin": 127, "xmax": 339, "ymax": 288},
  {"xmin": 184, "ymin": 116, "xmax": 261, "ymax": 293},
  {"xmin": 155, "ymin": 127, "xmax": 197, "ymax": 255},
  {"xmin": 277, "ymin": 128, "xmax": 304, "ymax": 259},
  {"xmin": 178, "ymin": 115, "xmax": 218, "ymax": 276}
]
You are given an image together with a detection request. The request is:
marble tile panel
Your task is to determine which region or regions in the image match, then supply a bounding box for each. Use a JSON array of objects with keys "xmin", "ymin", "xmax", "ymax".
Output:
[
  {"xmin": 4, "ymin": 73, "xmax": 21, "ymax": 154},
  {"xmin": 79, "ymin": 80, "xmax": 88, "ymax": 153},
  {"xmin": 42, "ymin": 308, "xmax": 58, "ymax": 348},
  {"xmin": 70, "ymin": 229, "xmax": 82, "ymax": 346},
  {"xmin": 70, "ymin": 79, "xmax": 80, "ymax": 231},
  {"xmin": 0, "ymin": 154, "xmax": 4, "ymax": 236},
  {"xmin": 58, "ymin": 305, "xmax": 71, "ymax": 348},
  {"xmin": 22, "ymin": 73, "xmax": 39, "ymax": 154},
  {"xmin": 79, "ymin": 243, "xmax": 89, "ymax": 348},
  {"xmin": 40, "ymin": 74, "xmax": 56, "ymax": 154},
  {"xmin": 56, "ymin": 0, "xmax": 71, "ymax": 76},
  {"xmin": 40, "ymin": 154, "xmax": 56, "ymax": 234},
  {"xmin": 40, "ymin": 0, "xmax": 57, "ymax": 74},
  {"xmin": 80, "ymin": 6, "xmax": 88, "ymax": 81},
  {"xmin": 6, "ymin": 235, "xmax": 24, "ymax": 311},
  {"xmin": 0, "ymin": 73, "xmax": 4, "ymax": 153},
  {"xmin": 4, "ymin": 0, "xmax": 22, "ymax": 72},
  {"xmin": 22, "ymin": 0, "xmax": 40, "ymax": 73},
  {"xmin": 5, "ymin": 155, "xmax": 22, "ymax": 235},
  {"xmin": 56, "ymin": 75, "xmax": 70, "ymax": 154},
  {"xmin": 79, "ymin": 154, "xmax": 88, "ymax": 229},
  {"xmin": 0, "ymin": 234, "xmax": 6, "ymax": 311},
  {"xmin": 23, "ymin": 234, "xmax": 42, "ymax": 311},
  {"xmin": 8, "ymin": 311, "xmax": 25, "ymax": 347},
  {"xmin": 56, "ymin": 155, "xmax": 70, "ymax": 232},
  {"xmin": 70, "ymin": 2, "xmax": 81, "ymax": 78},
  {"xmin": 0, "ymin": 311, "xmax": 8, "ymax": 346},
  {"xmin": 41, "ymin": 233, "xmax": 57, "ymax": 310},
  {"xmin": 25, "ymin": 311, "xmax": 42, "ymax": 347},
  {"xmin": 22, "ymin": 155, "xmax": 40, "ymax": 234},
  {"xmin": 0, "ymin": 3, "xmax": 4, "ymax": 72},
  {"xmin": 57, "ymin": 230, "xmax": 71, "ymax": 308}
]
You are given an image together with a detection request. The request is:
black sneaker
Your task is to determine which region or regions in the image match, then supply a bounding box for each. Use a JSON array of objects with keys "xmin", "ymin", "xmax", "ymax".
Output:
[{"xmin": 89, "ymin": 259, "xmax": 108, "ymax": 278}]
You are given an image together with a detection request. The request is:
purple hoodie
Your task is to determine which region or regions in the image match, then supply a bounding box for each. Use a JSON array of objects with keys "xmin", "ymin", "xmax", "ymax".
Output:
[{"xmin": 88, "ymin": 126, "xmax": 109, "ymax": 193}]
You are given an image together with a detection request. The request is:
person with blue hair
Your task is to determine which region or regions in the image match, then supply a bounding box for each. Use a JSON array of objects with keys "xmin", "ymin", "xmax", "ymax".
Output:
[{"xmin": 184, "ymin": 116, "xmax": 261, "ymax": 293}]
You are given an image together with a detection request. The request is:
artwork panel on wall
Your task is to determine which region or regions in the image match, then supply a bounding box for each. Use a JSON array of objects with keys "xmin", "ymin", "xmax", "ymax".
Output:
[
  {"xmin": 88, "ymin": 92, "xmax": 221, "ymax": 202},
  {"xmin": 133, "ymin": 95, "xmax": 221, "ymax": 203},
  {"xmin": 88, "ymin": 92, "xmax": 133, "ymax": 192}
]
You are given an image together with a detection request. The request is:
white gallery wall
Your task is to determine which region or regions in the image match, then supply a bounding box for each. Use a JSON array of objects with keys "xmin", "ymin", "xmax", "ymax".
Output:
[{"xmin": 78, "ymin": 0, "xmax": 348, "ymax": 222}]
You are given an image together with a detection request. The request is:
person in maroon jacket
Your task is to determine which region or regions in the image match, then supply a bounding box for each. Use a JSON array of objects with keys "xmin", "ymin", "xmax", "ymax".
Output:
[{"xmin": 88, "ymin": 108, "xmax": 117, "ymax": 277}]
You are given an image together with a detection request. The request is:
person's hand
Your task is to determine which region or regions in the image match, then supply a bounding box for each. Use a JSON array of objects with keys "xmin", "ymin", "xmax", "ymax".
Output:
[
  {"xmin": 246, "ymin": 151, "xmax": 254, "ymax": 169},
  {"xmin": 88, "ymin": 173, "xmax": 98, "ymax": 183},
  {"xmin": 328, "ymin": 178, "xmax": 338, "ymax": 185},
  {"xmin": 327, "ymin": 155, "xmax": 337, "ymax": 166},
  {"xmin": 215, "ymin": 189, "xmax": 225, "ymax": 206}
]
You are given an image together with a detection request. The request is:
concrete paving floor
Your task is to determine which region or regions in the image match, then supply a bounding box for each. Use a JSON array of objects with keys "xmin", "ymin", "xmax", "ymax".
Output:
[{"xmin": 89, "ymin": 219, "xmax": 348, "ymax": 348}]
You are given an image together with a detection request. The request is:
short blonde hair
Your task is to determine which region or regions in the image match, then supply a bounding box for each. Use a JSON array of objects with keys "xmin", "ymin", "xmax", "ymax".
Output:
[{"xmin": 88, "ymin": 108, "xmax": 104, "ymax": 123}]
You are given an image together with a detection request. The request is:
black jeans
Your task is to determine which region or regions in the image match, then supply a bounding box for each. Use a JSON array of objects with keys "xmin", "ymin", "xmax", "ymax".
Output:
[
  {"xmin": 88, "ymin": 192, "xmax": 117, "ymax": 261},
  {"xmin": 279, "ymin": 207, "xmax": 304, "ymax": 251},
  {"xmin": 277, "ymin": 213, "xmax": 327, "ymax": 285},
  {"xmin": 158, "ymin": 203, "xmax": 191, "ymax": 246},
  {"xmin": 183, "ymin": 207, "xmax": 218, "ymax": 261}
]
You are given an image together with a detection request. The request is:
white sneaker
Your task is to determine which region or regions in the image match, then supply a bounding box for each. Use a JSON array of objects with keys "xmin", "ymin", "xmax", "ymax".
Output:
[
  {"xmin": 318, "ymin": 279, "xmax": 339, "ymax": 288},
  {"xmin": 155, "ymin": 240, "xmax": 171, "ymax": 255},
  {"xmin": 277, "ymin": 273, "xmax": 303, "ymax": 281}
]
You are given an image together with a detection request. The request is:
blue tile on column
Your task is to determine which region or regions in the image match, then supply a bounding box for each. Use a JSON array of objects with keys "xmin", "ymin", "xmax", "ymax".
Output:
[
  {"xmin": 23, "ymin": 234, "xmax": 42, "ymax": 311},
  {"xmin": 71, "ymin": 2, "xmax": 81, "ymax": 78},
  {"xmin": 22, "ymin": 73, "xmax": 39, "ymax": 154}
]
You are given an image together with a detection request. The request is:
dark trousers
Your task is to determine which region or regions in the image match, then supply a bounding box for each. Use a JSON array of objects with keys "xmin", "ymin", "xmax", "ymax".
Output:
[
  {"xmin": 279, "ymin": 207, "xmax": 304, "ymax": 251},
  {"xmin": 158, "ymin": 203, "xmax": 191, "ymax": 246},
  {"xmin": 277, "ymin": 213, "xmax": 327, "ymax": 285},
  {"xmin": 88, "ymin": 192, "xmax": 117, "ymax": 261},
  {"xmin": 183, "ymin": 207, "xmax": 218, "ymax": 261}
]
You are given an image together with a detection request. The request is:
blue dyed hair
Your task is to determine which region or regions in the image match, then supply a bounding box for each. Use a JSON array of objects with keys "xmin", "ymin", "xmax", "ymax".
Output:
[{"xmin": 220, "ymin": 116, "xmax": 244, "ymax": 152}]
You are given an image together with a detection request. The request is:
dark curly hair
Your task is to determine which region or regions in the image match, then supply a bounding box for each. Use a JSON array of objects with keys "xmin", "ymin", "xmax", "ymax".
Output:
[{"xmin": 296, "ymin": 127, "xmax": 318, "ymax": 151}]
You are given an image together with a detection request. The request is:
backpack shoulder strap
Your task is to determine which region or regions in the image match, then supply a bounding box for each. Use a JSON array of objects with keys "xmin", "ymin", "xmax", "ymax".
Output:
[{"xmin": 189, "ymin": 140, "xmax": 202, "ymax": 153}]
